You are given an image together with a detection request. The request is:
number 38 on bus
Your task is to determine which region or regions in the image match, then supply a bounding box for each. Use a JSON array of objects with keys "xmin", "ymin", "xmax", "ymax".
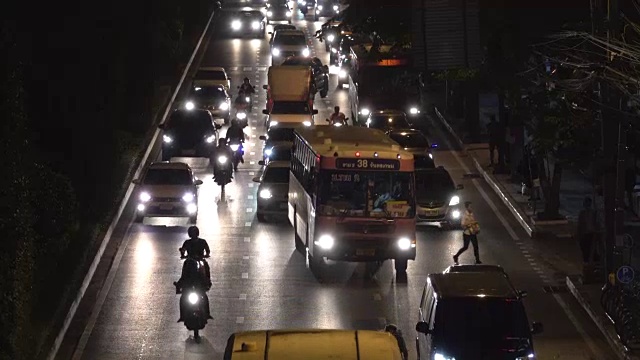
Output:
[{"xmin": 288, "ymin": 126, "xmax": 416, "ymax": 273}]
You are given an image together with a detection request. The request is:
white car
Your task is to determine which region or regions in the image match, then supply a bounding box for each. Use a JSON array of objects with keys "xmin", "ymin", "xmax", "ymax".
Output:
[
  {"xmin": 133, "ymin": 162, "xmax": 203, "ymax": 223},
  {"xmin": 253, "ymin": 161, "xmax": 291, "ymax": 222},
  {"xmin": 193, "ymin": 66, "xmax": 231, "ymax": 91},
  {"xmin": 262, "ymin": 101, "xmax": 318, "ymax": 129},
  {"xmin": 270, "ymin": 30, "xmax": 310, "ymax": 65}
]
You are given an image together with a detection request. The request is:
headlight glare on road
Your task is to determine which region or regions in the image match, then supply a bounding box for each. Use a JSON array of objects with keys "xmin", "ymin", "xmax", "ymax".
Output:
[
  {"xmin": 186, "ymin": 203, "xmax": 197, "ymax": 214},
  {"xmin": 272, "ymin": 48, "xmax": 280, "ymax": 56},
  {"xmin": 265, "ymin": 148, "xmax": 273, "ymax": 156},
  {"xmin": 451, "ymin": 210, "xmax": 461, "ymax": 219},
  {"xmin": 302, "ymin": 48, "xmax": 310, "ymax": 57},
  {"xmin": 398, "ymin": 237, "xmax": 412, "ymax": 250},
  {"xmin": 259, "ymin": 189, "xmax": 272, "ymax": 199},
  {"xmin": 266, "ymin": 11, "xmax": 273, "ymax": 17},
  {"xmin": 449, "ymin": 195, "xmax": 460, "ymax": 206},
  {"xmin": 218, "ymin": 155, "xmax": 228, "ymax": 164},
  {"xmin": 205, "ymin": 134, "xmax": 216, "ymax": 143},
  {"xmin": 409, "ymin": 107, "xmax": 420, "ymax": 115},
  {"xmin": 360, "ymin": 108, "xmax": 370, "ymax": 116},
  {"xmin": 315, "ymin": 234, "xmax": 334, "ymax": 250},
  {"xmin": 163, "ymin": 135, "xmax": 173, "ymax": 143},
  {"xmin": 219, "ymin": 102, "xmax": 229, "ymax": 110},
  {"xmin": 231, "ymin": 20, "xmax": 241, "ymax": 30},
  {"xmin": 182, "ymin": 192, "xmax": 195, "ymax": 202},
  {"xmin": 188, "ymin": 292, "xmax": 199, "ymax": 305},
  {"xmin": 327, "ymin": 34, "xmax": 334, "ymax": 42},
  {"xmin": 139, "ymin": 192, "xmax": 151, "ymax": 202},
  {"xmin": 252, "ymin": 21, "xmax": 260, "ymax": 29}
]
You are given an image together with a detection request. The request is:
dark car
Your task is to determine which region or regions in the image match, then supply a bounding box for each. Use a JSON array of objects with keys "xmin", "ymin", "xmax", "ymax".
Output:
[
  {"xmin": 159, "ymin": 109, "xmax": 220, "ymax": 161},
  {"xmin": 266, "ymin": 3, "xmax": 292, "ymax": 24},
  {"xmin": 365, "ymin": 109, "xmax": 412, "ymax": 130},
  {"xmin": 386, "ymin": 128, "xmax": 435, "ymax": 169},
  {"xmin": 187, "ymin": 85, "xmax": 231, "ymax": 123},
  {"xmin": 316, "ymin": 0, "xmax": 339, "ymax": 18},
  {"xmin": 281, "ymin": 56, "xmax": 329, "ymax": 98},
  {"xmin": 414, "ymin": 167, "xmax": 464, "ymax": 228},
  {"xmin": 258, "ymin": 126, "xmax": 297, "ymax": 162},
  {"xmin": 259, "ymin": 143, "xmax": 292, "ymax": 166},
  {"xmin": 228, "ymin": 10, "xmax": 266, "ymax": 37}
]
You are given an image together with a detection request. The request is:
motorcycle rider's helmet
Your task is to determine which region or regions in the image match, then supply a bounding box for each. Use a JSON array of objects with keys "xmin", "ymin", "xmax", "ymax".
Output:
[
  {"xmin": 218, "ymin": 137, "xmax": 227, "ymax": 146},
  {"xmin": 187, "ymin": 225, "xmax": 199, "ymax": 238},
  {"xmin": 243, "ymin": 77, "xmax": 250, "ymax": 83},
  {"xmin": 231, "ymin": 119, "xmax": 238, "ymax": 126},
  {"xmin": 334, "ymin": 105, "xmax": 340, "ymax": 113}
]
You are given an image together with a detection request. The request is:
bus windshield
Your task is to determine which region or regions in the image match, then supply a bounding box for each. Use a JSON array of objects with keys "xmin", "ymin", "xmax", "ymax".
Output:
[
  {"xmin": 317, "ymin": 170, "xmax": 415, "ymax": 218},
  {"xmin": 357, "ymin": 67, "xmax": 418, "ymax": 96}
]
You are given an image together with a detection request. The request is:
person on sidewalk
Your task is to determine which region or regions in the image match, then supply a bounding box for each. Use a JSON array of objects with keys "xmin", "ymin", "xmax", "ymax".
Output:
[
  {"xmin": 577, "ymin": 197, "xmax": 599, "ymax": 263},
  {"xmin": 453, "ymin": 201, "xmax": 482, "ymax": 265},
  {"xmin": 486, "ymin": 115, "xmax": 502, "ymax": 167}
]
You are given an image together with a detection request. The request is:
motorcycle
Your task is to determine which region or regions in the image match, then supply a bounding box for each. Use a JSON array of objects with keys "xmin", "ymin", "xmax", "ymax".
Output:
[
  {"xmin": 236, "ymin": 85, "xmax": 255, "ymax": 111},
  {"xmin": 228, "ymin": 138, "xmax": 244, "ymax": 171},
  {"xmin": 176, "ymin": 254, "xmax": 211, "ymax": 341},
  {"xmin": 236, "ymin": 110, "xmax": 248, "ymax": 128},
  {"xmin": 213, "ymin": 151, "xmax": 233, "ymax": 199},
  {"xmin": 326, "ymin": 116, "xmax": 349, "ymax": 127}
]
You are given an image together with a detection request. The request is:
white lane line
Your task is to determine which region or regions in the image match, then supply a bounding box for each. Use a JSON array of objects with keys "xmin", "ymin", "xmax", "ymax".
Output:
[
  {"xmin": 243, "ymin": 255, "xmax": 250, "ymax": 260},
  {"xmin": 245, "ymin": 222, "xmax": 252, "ymax": 227},
  {"xmin": 249, "ymin": 172, "xmax": 255, "ymax": 175},
  {"xmin": 248, "ymin": 183, "xmax": 254, "ymax": 188},
  {"xmin": 236, "ymin": 316, "xmax": 245, "ymax": 323},
  {"xmin": 244, "ymin": 67, "xmax": 252, "ymax": 71},
  {"xmin": 250, "ymin": 152, "xmax": 256, "ymax": 155},
  {"xmin": 246, "ymin": 208, "xmax": 253, "ymax": 213},
  {"xmin": 244, "ymin": 236, "xmax": 251, "ymax": 242},
  {"xmin": 450, "ymin": 148, "xmax": 604, "ymax": 357},
  {"xmin": 250, "ymin": 161, "xmax": 256, "ymax": 165},
  {"xmin": 239, "ymin": 294, "xmax": 247, "ymax": 300},
  {"xmin": 248, "ymin": 195, "xmax": 254, "ymax": 199},
  {"xmin": 242, "ymin": 272, "xmax": 249, "ymax": 279}
]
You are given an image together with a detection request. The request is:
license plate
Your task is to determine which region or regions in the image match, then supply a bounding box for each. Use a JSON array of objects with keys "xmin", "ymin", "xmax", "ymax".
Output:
[
  {"xmin": 356, "ymin": 249, "xmax": 376, "ymax": 256},
  {"xmin": 279, "ymin": 203, "xmax": 288, "ymax": 209},
  {"xmin": 159, "ymin": 204, "xmax": 173, "ymax": 210},
  {"xmin": 182, "ymin": 149, "xmax": 196, "ymax": 155},
  {"xmin": 423, "ymin": 209, "xmax": 439, "ymax": 216}
]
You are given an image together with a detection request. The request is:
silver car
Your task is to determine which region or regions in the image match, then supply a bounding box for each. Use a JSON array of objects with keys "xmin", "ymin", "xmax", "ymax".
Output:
[
  {"xmin": 386, "ymin": 128, "xmax": 435, "ymax": 169},
  {"xmin": 415, "ymin": 167, "xmax": 464, "ymax": 228}
]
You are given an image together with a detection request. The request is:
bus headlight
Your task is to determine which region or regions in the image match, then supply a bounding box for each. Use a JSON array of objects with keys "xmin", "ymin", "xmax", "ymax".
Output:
[
  {"xmin": 265, "ymin": 148, "xmax": 273, "ymax": 156},
  {"xmin": 316, "ymin": 234, "xmax": 334, "ymax": 250},
  {"xmin": 397, "ymin": 238, "xmax": 413, "ymax": 250},
  {"xmin": 231, "ymin": 20, "xmax": 241, "ymax": 30},
  {"xmin": 449, "ymin": 195, "xmax": 460, "ymax": 206},
  {"xmin": 360, "ymin": 108, "xmax": 370, "ymax": 116},
  {"xmin": 272, "ymin": 48, "xmax": 280, "ymax": 56},
  {"xmin": 139, "ymin": 192, "xmax": 151, "ymax": 202},
  {"xmin": 409, "ymin": 107, "xmax": 420, "ymax": 115},
  {"xmin": 188, "ymin": 292, "xmax": 199, "ymax": 305},
  {"xmin": 303, "ymin": 120, "xmax": 312, "ymax": 126},
  {"xmin": 259, "ymin": 189, "xmax": 272, "ymax": 199}
]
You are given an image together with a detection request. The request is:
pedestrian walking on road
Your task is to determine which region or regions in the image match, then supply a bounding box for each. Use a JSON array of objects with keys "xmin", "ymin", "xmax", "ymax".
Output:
[{"xmin": 453, "ymin": 201, "xmax": 482, "ymax": 265}]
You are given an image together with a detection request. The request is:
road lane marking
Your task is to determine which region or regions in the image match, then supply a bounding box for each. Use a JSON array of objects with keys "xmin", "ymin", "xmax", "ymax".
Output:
[
  {"xmin": 242, "ymin": 272, "xmax": 249, "ymax": 279},
  {"xmin": 246, "ymin": 208, "xmax": 253, "ymax": 212},
  {"xmin": 245, "ymin": 222, "xmax": 252, "ymax": 227},
  {"xmin": 243, "ymin": 255, "xmax": 250, "ymax": 260},
  {"xmin": 249, "ymin": 172, "xmax": 255, "ymax": 175},
  {"xmin": 244, "ymin": 236, "xmax": 251, "ymax": 242},
  {"xmin": 250, "ymin": 152, "xmax": 256, "ymax": 155},
  {"xmin": 239, "ymin": 294, "xmax": 247, "ymax": 300},
  {"xmin": 248, "ymin": 195, "xmax": 254, "ymax": 199},
  {"xmin": 236, "ymin": 316, "xmax": 245, "ymax": 323},
  {"xmin": 248, "ymin": 183, "xmax": 254, "ymax": 187},
  {"xmin": 250, "ymin": 161, "xmax": 256, "ymax": 165},
  {"xmin": 244, "ymin": 67, "xmax": 252, "ymax": 71}
]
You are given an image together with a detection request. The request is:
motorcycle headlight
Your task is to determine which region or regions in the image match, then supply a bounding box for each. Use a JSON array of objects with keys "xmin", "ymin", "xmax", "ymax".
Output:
[
  {"xmin": 231, "ymin": 20, "xmax": 241, "ymax": 30},
  {"xmin": 188, "ymin": 292, "xmax": 199, "ymax": 305},
  {"xmin": 302, "ymin": 48, "xmax": 310, "ymax": 57},
  {"xmin": 333, "ymin": 122, "xmax": 342, "ymax": 127},
  {"xmin": 252, "ymin": 21, "xmax": 260, "ymax": 29},
  {"xmin": 428, "ymin": 153, "xmax": 433, "ymax": 159},
  {"xmin": 267, "ymin": 11, "xmax": 273, "ymax": 17},
  {"xmin": 331, "ymin": 47, "xmax": 337, "ymax": 53},
  {"xmin": 315, "ymin": 234, "xmax": 334, "ymax": 250},
  {"xmin": 237, "ymin": 112, "xmax": 247, "ymax": 120},
  {"xmin": 326, "ymin": 34, "xmax": 334, "ymax": 42},
  {"xmin": 338, "ymin": 69, "xmax": 347, "ymax": 78},
  {"xmin": 409, "ymin": 107, "xmax": 420, "ymax": 115},
  {"xmin": 259, "ymin": 189, "xmax": 272, "ymax": 199},
  {"xmin": 205, "ymin": 134, "xmax": 216, "ymax": 143},
  {"xmin": 245, "ymin": 96, "xmax": 250, "ymax": 102},
  {"xmin": 360, "ymin": 108, "xmax": 370, "ymax": 116},
  {"xmin": 182, "ymin": 192, "xmax": 195, "ymax": 202},
  {"xmin": 286, "ymin": 11, "xmax": 292, "ymax": 16},
  {"xmin": 317, "ymin": 5, "xmax": 323, "ymax": 10},
  {"xmin": 301, "ymin": 1, "xmax": 306, "ymax": 5},
  {"xmin": 333, "ymin": 4, "xmax": 339, "ymax": 10},
  {"xmin": 265, "ymin": 148, "xmax": 273, "ymax": 156},
  {"xmin": 219, "ymin": 102, "xmax": 229, "ymax": 110},
  {"xmin": 218, "ymin": 155, "xmax": 228, "ymax": 164},
  {"xmin": 162, "ymin": 135, "xmax": 173, "ymax": 144},
  {"xmin": 515, "ymin": 354, "xmax": 535, "ymax": 360},
  {"xmin": 185, "ymin": 101, "xmax": 195, "ymax": 110},
  {"xmin": 272, "ymin": 48, "xmax": 280, "ymax": 56},
  {"xmin": 397, "ymin": 237, "xmax": 413, "ymax": 250},
  {"xmin": 230, "ymin": 144, "xmax": 240, "ymax": 152},
  {"xmin": 303, "ymin": 120, "xmax": 312, "ymax": 126},
  {"xmin": 449, "ymin": 195, "xmax": 460, "ymax": 206},
  {"xmin": 186, "ymin": 203, "xmax": 197, "ymax": 214},
  {"xmin": 434, "ymin": 354, "xmax": 455, "ymax": 360},
  {"xmin": 139, "ymin": 192, "xmax": 151, "ymax": 202}
]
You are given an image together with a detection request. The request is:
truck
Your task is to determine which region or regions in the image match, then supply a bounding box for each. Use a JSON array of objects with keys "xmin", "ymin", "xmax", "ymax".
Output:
[{"xmin": 262, "ymin": 65, "xmax": 317, "ymax": 129}]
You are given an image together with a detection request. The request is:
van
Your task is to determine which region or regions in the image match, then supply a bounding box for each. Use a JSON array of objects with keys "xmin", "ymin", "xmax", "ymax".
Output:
[
  {"xmin": 224, "ymin": 329, "xmax": 404, "ymax": 360},
  {"xmin": 415, "ymin": 265, "xmax": 543, "ymax": 359}
]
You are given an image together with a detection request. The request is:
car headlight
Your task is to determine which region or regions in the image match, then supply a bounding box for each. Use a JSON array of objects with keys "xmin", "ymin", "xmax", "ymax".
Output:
[
  {"xmin": 428, "ymin": 153, "xmax": 433, "ymax": 159},
  {"xmin": 205, "ymin": 134, "xmax": 216, "ymax": 143},
  {"xmin": 515, "ymin": 355, "xmax": 535, "ymax": 360},
  {"xmin": 185, "ymin": 101, "xmax": 195, "ymax": 110},
  {"xmin": 236, "ymin": 112, "xmax": 247, "ymax": 120},
  {"xmin": 269, "ymin": 120, "xmax": 278, "ymax": 126},
  {"xmin": 265, "ymin": 148, "xmax": 273, "ymax": 156},
  {"xmin": 326, "ymin": 34, "xmax": 334, "ymax": 42},
  {"xmin": 182, "ymin": 192, "xmax": 195, "ymax": 202},
  {"xmin": 449, "ymin": 195, "xmax": 460, "ymax": 206},
  {"xmin": 137, "ymin": 204, "xmax": 145, "ymax": 211},
  {"xmin": 231, "ymin": 20, "xmax": 241, "ymax": 30},
  {"xmin": 286, "ymin": 11, "xmax": 292, "ymax": 16},
  {"xmin": 303, "ymin": 120, "xmax": 312, "ymax": 126},
  {"xmin": 301, "ymin": 1, "xmax": 306, "ymax": 5},
  {"xmin": 266, "ymin": 11, "xmax": 272, "ymax": 17},
  {"xmin": 302, "ymin": 48, "xmax": 310, "ymax": 57},
  {"xmin": 188, "ymin": 292, "xmax": 199, "ymax": 305},
  {"xmin": 451, "ymin": 210, "xmax": 461, "ymax": 219},
  {"xmin": 315, "ymin": 234, "xmax": 334, "ymax": 250},
  {"xmin": 186, "ymin": 203, "xmax": 197, "ymax": 214},
  {"xmin": 434, "ymin": 354, "xmax": 455, "ymax": 360},
  {"xmin": 338, "ymin": 69, "xmax": 347, "ymax": 78},
  {"xmin": 162, "ymin": 135, "xmax": 173, "ymax": 143},
  {"xmin": 409, "ymin": 107, "xmax": 420, "ymax": 115},
  {"xmin": 317, "ymin": 5, "xmax": 323, "ymax": 10},
  {"xmin": 272, "ymin": 48, "xmax": 280, "ymax": 56},
  {"xmin": 230, "ymin": 144, "xmax": 240, "ymax": 152},
  {"xmin": 259, "ymin": 189, "xmax": 272, "ymax": 199},
  {"xmin": 219, "ymin": 102, "xmax": 229, "ymax": 110},
  {"xmin": 397, "ymin": 237, "xmax": 413, "ymax": 250},
  {"xmin": 139, "ymin": 192, "xmax": 151, "ymax": 202},
  {"xmin": 218, "ymin": 155, "xmax": 228, "ymax": 164},
  {"xmin": 245, "ymin": 96, "xmax": 250, "ymax": 102},
  {"xmin": 333, "ymin": 4, "xmax": 339, "ymax": 10},
  {"xmin": 360, "ymin": 108, "xmax": 370, "ymax": 116},
  {"xmin": 252, "ymin": 21, "xmax": 260, "ymax": 29}
]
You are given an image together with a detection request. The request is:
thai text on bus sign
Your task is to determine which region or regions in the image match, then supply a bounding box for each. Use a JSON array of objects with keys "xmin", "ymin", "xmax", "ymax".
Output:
[{"xmin": 335, "ymin": 158, "xmax": 400, "ymax": 170}]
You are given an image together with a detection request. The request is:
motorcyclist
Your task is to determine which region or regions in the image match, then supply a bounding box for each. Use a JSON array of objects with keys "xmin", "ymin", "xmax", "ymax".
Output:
[
  {"xmin": 226, "ymin": 119, "xmax": 246, "ymax": 164},
  {"xmin": 329, "ymin": 105, "xmax": 346, "ymax": 125},
  {"xmin": 212, "ymin": 137, "xmax": 234, "ymax": 181},
  {"xmin": 174, "ymin": 226, "xmax": 211, "ymax": 293},
  {"xmin": 238, "ymin": 77, "xmax": 255, "ymax": 95}
]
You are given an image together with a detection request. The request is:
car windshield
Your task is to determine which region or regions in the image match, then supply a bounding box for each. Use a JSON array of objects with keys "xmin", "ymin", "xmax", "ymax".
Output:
[
  {"xmin": 318, "ymin": 171, "xmax": 415, "ymax": 218},
  {"xmin": 389, "ymin": 131, "xmax": 429, "ymax": 148},
  {"xmin": 274, "ymin": 25, "xmax": 296, "ymax": 31},
  {"xmin": 276, "ymin": 35, "xmax": 306, "ymax": 46},
  {"xmin": 271, "ymin": 4, "xmax": 288, "ymax": 9},
  {"xmin": 267, "ymin": 128, "xmax": 295, "ymax": 142},
  {"xmin": 271, "ymin": 101, "xmax": 310, "ymax": 114},
  {"xmin": 190, "ymin": 86, "xmax": 226, "ymax": 100},
  {"xmin": 367, "ymin": 115, "xmax": 411, "ymax": 130},
  {"xmin": 241, "ymin": 12, "xmax": 261, "ymax": 18},
  {"xmin": 143, "ymin": 169, "xmax": 192, "ymax": 185},
  {"xmin": 434, "ymin": 298, "xmax": 530, "ymax": 344},
  {"xmin": 263, "ymin": 167, "xmax": 290, "ymax": 183},
  {"xmin": 357, "ymin": 66, "xmax": 418, "ymax": 96},
  {"xmin": 415, "ymin": 171, "xmax": 454, "ymax": 199},
  {"xmin": 282, "ymin": 58, "xmax": 312, "ymax": 66},
  {"xmin": 167, "ymin": 112, "xmax": 214, "ymax": 133},
  {"xmin": 195, "ymin": 70, "xmax": 226, "ymax": 81},
  {"xmin": 270, "ymin": 146, "xmax": 292, "ymax": 161}
]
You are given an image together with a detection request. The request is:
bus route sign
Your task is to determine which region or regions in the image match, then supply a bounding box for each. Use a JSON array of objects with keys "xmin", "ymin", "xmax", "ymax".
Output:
[{"xmin": 336, "ymin": 158, "xmax": 400, "ymax": 170}]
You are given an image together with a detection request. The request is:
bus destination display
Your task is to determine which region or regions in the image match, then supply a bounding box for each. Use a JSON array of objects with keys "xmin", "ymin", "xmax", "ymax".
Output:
[{"xmin": 335, "ymin": 158, "xmax": 400, "ymax": 170}]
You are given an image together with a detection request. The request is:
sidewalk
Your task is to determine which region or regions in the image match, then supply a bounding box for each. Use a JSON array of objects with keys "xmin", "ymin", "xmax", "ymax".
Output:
[{"xmin": 432, "ymin": 104, "xmax": 640, "ymax": 360}]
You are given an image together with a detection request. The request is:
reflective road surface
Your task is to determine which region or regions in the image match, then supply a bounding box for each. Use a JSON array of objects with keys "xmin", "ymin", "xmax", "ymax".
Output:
[{"xmin": 58, "ymin": 4, "xmax": 616, "ymax": 360}]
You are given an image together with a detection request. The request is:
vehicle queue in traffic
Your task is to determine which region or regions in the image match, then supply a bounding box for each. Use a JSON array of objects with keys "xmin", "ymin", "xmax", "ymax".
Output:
[{"xmin": 130, "ymin": 1, "xmax": 545, "ymax": 358}]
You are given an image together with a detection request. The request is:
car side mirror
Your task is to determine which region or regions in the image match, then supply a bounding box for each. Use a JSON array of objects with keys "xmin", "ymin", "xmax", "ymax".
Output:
[
  {"xmin": 259, "ymin": 135, "xmax": 267, "ymax": 140},
  {"xmin": 456, "ymin": 184, "xmax": 464, "ymax": 190},
  {"xmin": 158, "ymin": 123, "xmax": 165, "ymax": 129},
  {"xmin": 518, "ymin": 290, "xmax": 528, "ymax": 298},
  {"xmin": 132, "ymin": 179, "xmax": 140, "ymax": 185},
  {"xmin": 263, "ymin": 85, "xmax": 268, "ymax": 90},
  {"xmin": 253, "ymin": 85, "xmax": 256, "ymax": 89},
  {"xmin": 415, "ymin": 321, "xmax": 430, "ymax": 334},
  {"xmin": 195, "ymin": 179, "xmax": 203, "ymax": 186},
  {"xmin": 215, "ymin": 123, "xmax": 222, "ymax": 129},
  {"xmin": 258, "ymin": 160, "xmax": 265, "ymax": 165},
  {"xmin": 252, "ymin": 176, "xmax": 261, "ymax": 183},
  {"xmin": 268, "ymin": 31, "xmax": 273, "ymax": 35},
  {"xmin": 531, "ymin": 322, "xmax": 544, "ymax": 335},
  {"xmin": 312, "ymin": 109, "xmax": 318, "ymax": 115},
  {"xmin": 262, "ymin": 109, "xmax": 269, "ymax": 115}
]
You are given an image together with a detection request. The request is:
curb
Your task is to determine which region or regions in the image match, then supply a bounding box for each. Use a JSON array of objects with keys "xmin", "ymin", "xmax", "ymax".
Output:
[
  {"xmin": 46, "ymin": 9, "xmax": 217, "ymax": 360},
  {"xmin": 433, "ymin": 107, "xmax": 533, "ymax": 237},
  {"xmin": 565, "ymin": 276, "xmax": 637, "ymax": 360}
]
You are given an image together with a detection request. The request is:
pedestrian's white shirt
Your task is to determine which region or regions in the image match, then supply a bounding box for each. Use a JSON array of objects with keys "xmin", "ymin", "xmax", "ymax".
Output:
[{"xmin": 461, "ymin": 210, "xmax": 477, "ymax": 235}]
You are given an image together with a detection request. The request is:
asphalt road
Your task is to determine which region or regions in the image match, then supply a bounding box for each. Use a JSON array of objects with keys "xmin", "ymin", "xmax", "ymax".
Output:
[{"xmin": 60, "ymin": 5, "xmax": 616, "ymax": 360}]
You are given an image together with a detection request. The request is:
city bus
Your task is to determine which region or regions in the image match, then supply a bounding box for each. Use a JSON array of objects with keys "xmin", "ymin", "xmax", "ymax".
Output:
[
  {"xmin": 347, "ymin": 44, "xmax": 421, "ymax": 125},
  {"xmin": 288, "ymin": 125, "xmax": 416, "ymax": 273}
]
